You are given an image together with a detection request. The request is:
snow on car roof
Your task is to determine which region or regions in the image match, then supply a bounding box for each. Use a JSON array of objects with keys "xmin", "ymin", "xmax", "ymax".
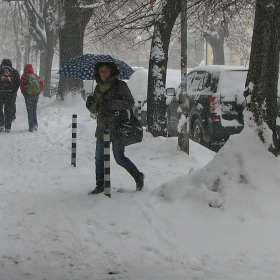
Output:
[
  {"xmin": 190, "ymin": 65, "xmax": 280, "ymax": 97},
  {"xmin": 189, "ymin": 65, "xmax": 248, "ymax": 73}
]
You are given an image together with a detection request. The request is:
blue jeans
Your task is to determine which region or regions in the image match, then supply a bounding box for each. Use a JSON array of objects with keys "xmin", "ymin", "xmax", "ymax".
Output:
[
  {"xmin": 95, "ymin": 138, "xmax": 137, "ymax": 174},
  {"xmin": 24, "ymin": 95, "xmax": 39, "ymax": 130}
]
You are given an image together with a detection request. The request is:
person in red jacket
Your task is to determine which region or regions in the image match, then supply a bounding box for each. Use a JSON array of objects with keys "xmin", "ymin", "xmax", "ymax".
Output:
[{"xmin": 20, "ymin": 64, "xmax": 44, "ymax": 132}]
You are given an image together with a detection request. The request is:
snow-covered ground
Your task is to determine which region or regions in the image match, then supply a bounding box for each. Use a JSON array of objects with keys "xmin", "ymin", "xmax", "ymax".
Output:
[{"xmin": 1, "ymin": 92, "xmax": 280, "ymax": 280}]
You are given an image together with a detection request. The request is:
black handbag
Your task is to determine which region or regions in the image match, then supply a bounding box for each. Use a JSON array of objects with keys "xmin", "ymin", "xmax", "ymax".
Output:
[{"xmin": 117, "ymin": 109, "xmax": 143, "ymax": 146}]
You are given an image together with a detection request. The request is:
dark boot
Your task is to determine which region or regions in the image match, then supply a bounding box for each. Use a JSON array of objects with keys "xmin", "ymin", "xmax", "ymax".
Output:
[
  {"xmin": 88, "ymin": 174, "xmax": 104, "ymax": 195},
  {"xmin": 128, "ymin": 168, "xmax": 144, "ymax": 191}
]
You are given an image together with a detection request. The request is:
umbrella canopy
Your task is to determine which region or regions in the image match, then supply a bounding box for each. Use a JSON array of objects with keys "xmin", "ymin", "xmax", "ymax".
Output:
[{"xmin": 58, "ymin": 54, "xmax": 134, "ymax": 80}]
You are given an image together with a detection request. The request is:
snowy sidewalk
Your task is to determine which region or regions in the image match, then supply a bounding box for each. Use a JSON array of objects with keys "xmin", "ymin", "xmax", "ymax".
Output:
[{"xmin": 1, "ymin": 93, "xmax": 280, "ymax": 280}]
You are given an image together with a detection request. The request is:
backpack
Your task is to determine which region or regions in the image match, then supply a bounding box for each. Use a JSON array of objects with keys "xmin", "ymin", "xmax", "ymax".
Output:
[
  {"xmin": 0, "ymin": 66, "xmax": 13, "ymax": 87},
  {"xmin": 25, "ymin": 73, "xmax": 40, "ymax": 95}
]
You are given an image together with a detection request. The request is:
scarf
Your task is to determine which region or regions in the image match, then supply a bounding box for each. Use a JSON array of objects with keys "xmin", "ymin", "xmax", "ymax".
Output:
[{"xmin": 99, "ymin": 76, "xmax": 116, "ymax": 92}]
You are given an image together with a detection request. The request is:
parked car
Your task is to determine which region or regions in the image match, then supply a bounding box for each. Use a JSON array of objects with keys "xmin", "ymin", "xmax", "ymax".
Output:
[{"xmin": 166, "ymin": 65, "xmax": 250, "ymax": 151}]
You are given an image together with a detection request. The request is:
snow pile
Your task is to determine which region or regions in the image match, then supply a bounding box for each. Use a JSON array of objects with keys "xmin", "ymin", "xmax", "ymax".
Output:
[{"xmin": 156, "ymin": 126, "xmax": 280, "ymax": 220}]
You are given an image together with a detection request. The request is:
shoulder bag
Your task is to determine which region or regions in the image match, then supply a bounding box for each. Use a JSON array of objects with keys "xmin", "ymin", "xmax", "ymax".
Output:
[{"xmin": 116, "ymin": 109, "xmax": 143, "ymax": 146}]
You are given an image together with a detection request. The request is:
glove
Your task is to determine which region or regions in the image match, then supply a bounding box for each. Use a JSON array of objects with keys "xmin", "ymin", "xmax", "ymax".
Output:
[
  {"xmin": 86, "ymin": 95, "xmax": 97, "ymax": 114},
  {"xmin": 86, "ymin": 95, "xmax": 94, "ymax": 109}
]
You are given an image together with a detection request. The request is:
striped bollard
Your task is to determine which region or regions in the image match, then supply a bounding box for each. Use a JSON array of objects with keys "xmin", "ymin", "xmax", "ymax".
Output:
[
  {"xmin": 71, "ymin": 114, "xmax": 77, "ymax": 167},
  {"xmin": 138, "ymin": 101, "xmax": 141, "ymax": 122},
  {"xmin": 104, "ymin": 129, "xmax": 111, "ymax": 198}
]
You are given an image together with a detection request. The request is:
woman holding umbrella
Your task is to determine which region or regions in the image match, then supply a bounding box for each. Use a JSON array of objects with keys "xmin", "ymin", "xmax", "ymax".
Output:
[{"xmin": 86, "ymin": 61, "xmax": 144, "ymax": 194}]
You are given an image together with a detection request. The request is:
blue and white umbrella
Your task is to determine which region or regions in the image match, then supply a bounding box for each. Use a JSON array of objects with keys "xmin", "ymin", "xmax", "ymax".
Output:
[{"xmin": 58, "ymin": 54, "xmax": 134, "ymax": 80}]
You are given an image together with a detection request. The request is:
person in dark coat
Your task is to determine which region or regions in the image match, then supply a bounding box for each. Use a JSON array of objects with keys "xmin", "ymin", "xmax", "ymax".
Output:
[
  {"xmin": 19, "ymin": 64, "xmax": 44, "ymax": 132},
  {"xmin": 0, "ymin": 59, "xmax": 20, "ymax": 132},
  {"xmin": 86, "ymin": 61, "xmax": 144, "ymax": 194}
]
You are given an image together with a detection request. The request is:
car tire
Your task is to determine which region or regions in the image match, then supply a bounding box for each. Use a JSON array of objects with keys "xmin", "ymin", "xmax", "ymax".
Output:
[{"xmin": 192, "ymin": 119, "xmax": 206, "ymax": 146}]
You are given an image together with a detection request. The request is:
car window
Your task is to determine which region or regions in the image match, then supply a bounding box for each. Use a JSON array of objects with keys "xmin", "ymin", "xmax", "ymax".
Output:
[
  {"xmin": 201, "ymin": 72, "xmax": 212, "ymax": 93},
  {"xmin": 189, "ymin": 71, "xmax": 205, "ymax": 93},
  {"xmin": 186, "ymin": 71, "xmax": 195, "ymax": 91}
]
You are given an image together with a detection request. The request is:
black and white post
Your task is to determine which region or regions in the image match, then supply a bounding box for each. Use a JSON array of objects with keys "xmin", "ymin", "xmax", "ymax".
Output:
[
  {"xmin": 137, "ymin": 101, "xmax": 142, "ymax": 122},
  {"xmin": 71, "ymin": 114, "xmax": 77, "ymax": 167},
  {"xmin": 104, "ymin": 129, "xmax": 111, "ymax": 198}
]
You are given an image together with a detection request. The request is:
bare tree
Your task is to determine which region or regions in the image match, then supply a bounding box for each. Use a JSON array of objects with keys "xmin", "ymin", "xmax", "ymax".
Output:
[
  {"xmin": 23, "ymin": 0, "xmax": 59, "ymax": 97},
  {"xmin": 57, "ymin": 0, "xmax": 97, "ymax": 100},
  {"xmin": 187, "ymin": 0, "xmax": 255, "ymax": 65},
  {"xmin": 85, "ymin": 0, "xmax": 181, "ymax": 136},
  {"xmin": 0, "ymin": 1, "xmax": 27, "ymax": 71},
  {"xmin": 87, "ymin": 1, "xmax": 182, "ymax": 136},
  {"xmin": 55, "ymin": 0, "xmax": 143, "ymax": 99},
  {"xmin": 10, "ymin": 2, "xmax": 26, "ymax": 71},
  {"xmin": 146, "ymin": 0, "xmax": 180, "ymax": 136},
  {"xmin": 204, "ymin": 22, "xmax": 226, "ymax": 65},
  {"xmin": 84, "ymin": 0, "xmax": 156, "ymax": 59},
  {"xmin": 243, "ymin": 0, "xmax": 280, "ymax": 154}
]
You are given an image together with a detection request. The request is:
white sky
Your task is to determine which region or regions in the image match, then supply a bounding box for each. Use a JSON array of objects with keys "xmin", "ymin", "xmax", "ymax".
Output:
[{"xmin": 1, "ymin": 83, "xmax": 280, "ymax": 279}]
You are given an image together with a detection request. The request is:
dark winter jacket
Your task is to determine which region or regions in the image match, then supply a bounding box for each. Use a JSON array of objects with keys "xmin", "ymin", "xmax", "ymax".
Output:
[
  {"xmin": 86, "ymin": 76, "xmax": 134, "ymax": 140},
  {"xmin": 0, "ymin": 59, "xmax": 20, "ymax": 93},
  {"xmin": 19, "ymin": 64, "xmax": 44, "ymax": 96}
]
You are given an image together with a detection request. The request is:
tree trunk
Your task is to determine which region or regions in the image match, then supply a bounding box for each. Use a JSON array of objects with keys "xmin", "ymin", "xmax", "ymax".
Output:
[
  {"xmin": 42, "ymin": 0, "xmax": 56, "ymax": 98},
  {"xmin": 12, "ymin": 14, "xmax": 22, "ymax": 71},
  {"xmin": 39, "ymin": 50, "xmax": 46, "ymax": 79},
  {"xmin": 43, "ymin": 42, "xmax": 55, "ymax": 98},
  {"xmin": 178, "ymin": 0, "xmax": 189, "ymax": 153},
  {"xmin": 205, "ymin": 26, "xmax": 225, "ymax": 65},
  {"xmin": 24, "ymin": 34, "xmax": 32, "ymax": 66},
  {"xmin": 15, "ymin": 44, "xmax": 22, "ymax": 72},
  {"xmin": 57, "ymin": 1, "xmax": 93, "ymax": 100},
  {"xmin": 243, "ymin": 0, "xmax": 280, "ymax": 154},
  {"xmin": 147, "ymin": 0, "xmax": 180, "ymax": 137}
]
